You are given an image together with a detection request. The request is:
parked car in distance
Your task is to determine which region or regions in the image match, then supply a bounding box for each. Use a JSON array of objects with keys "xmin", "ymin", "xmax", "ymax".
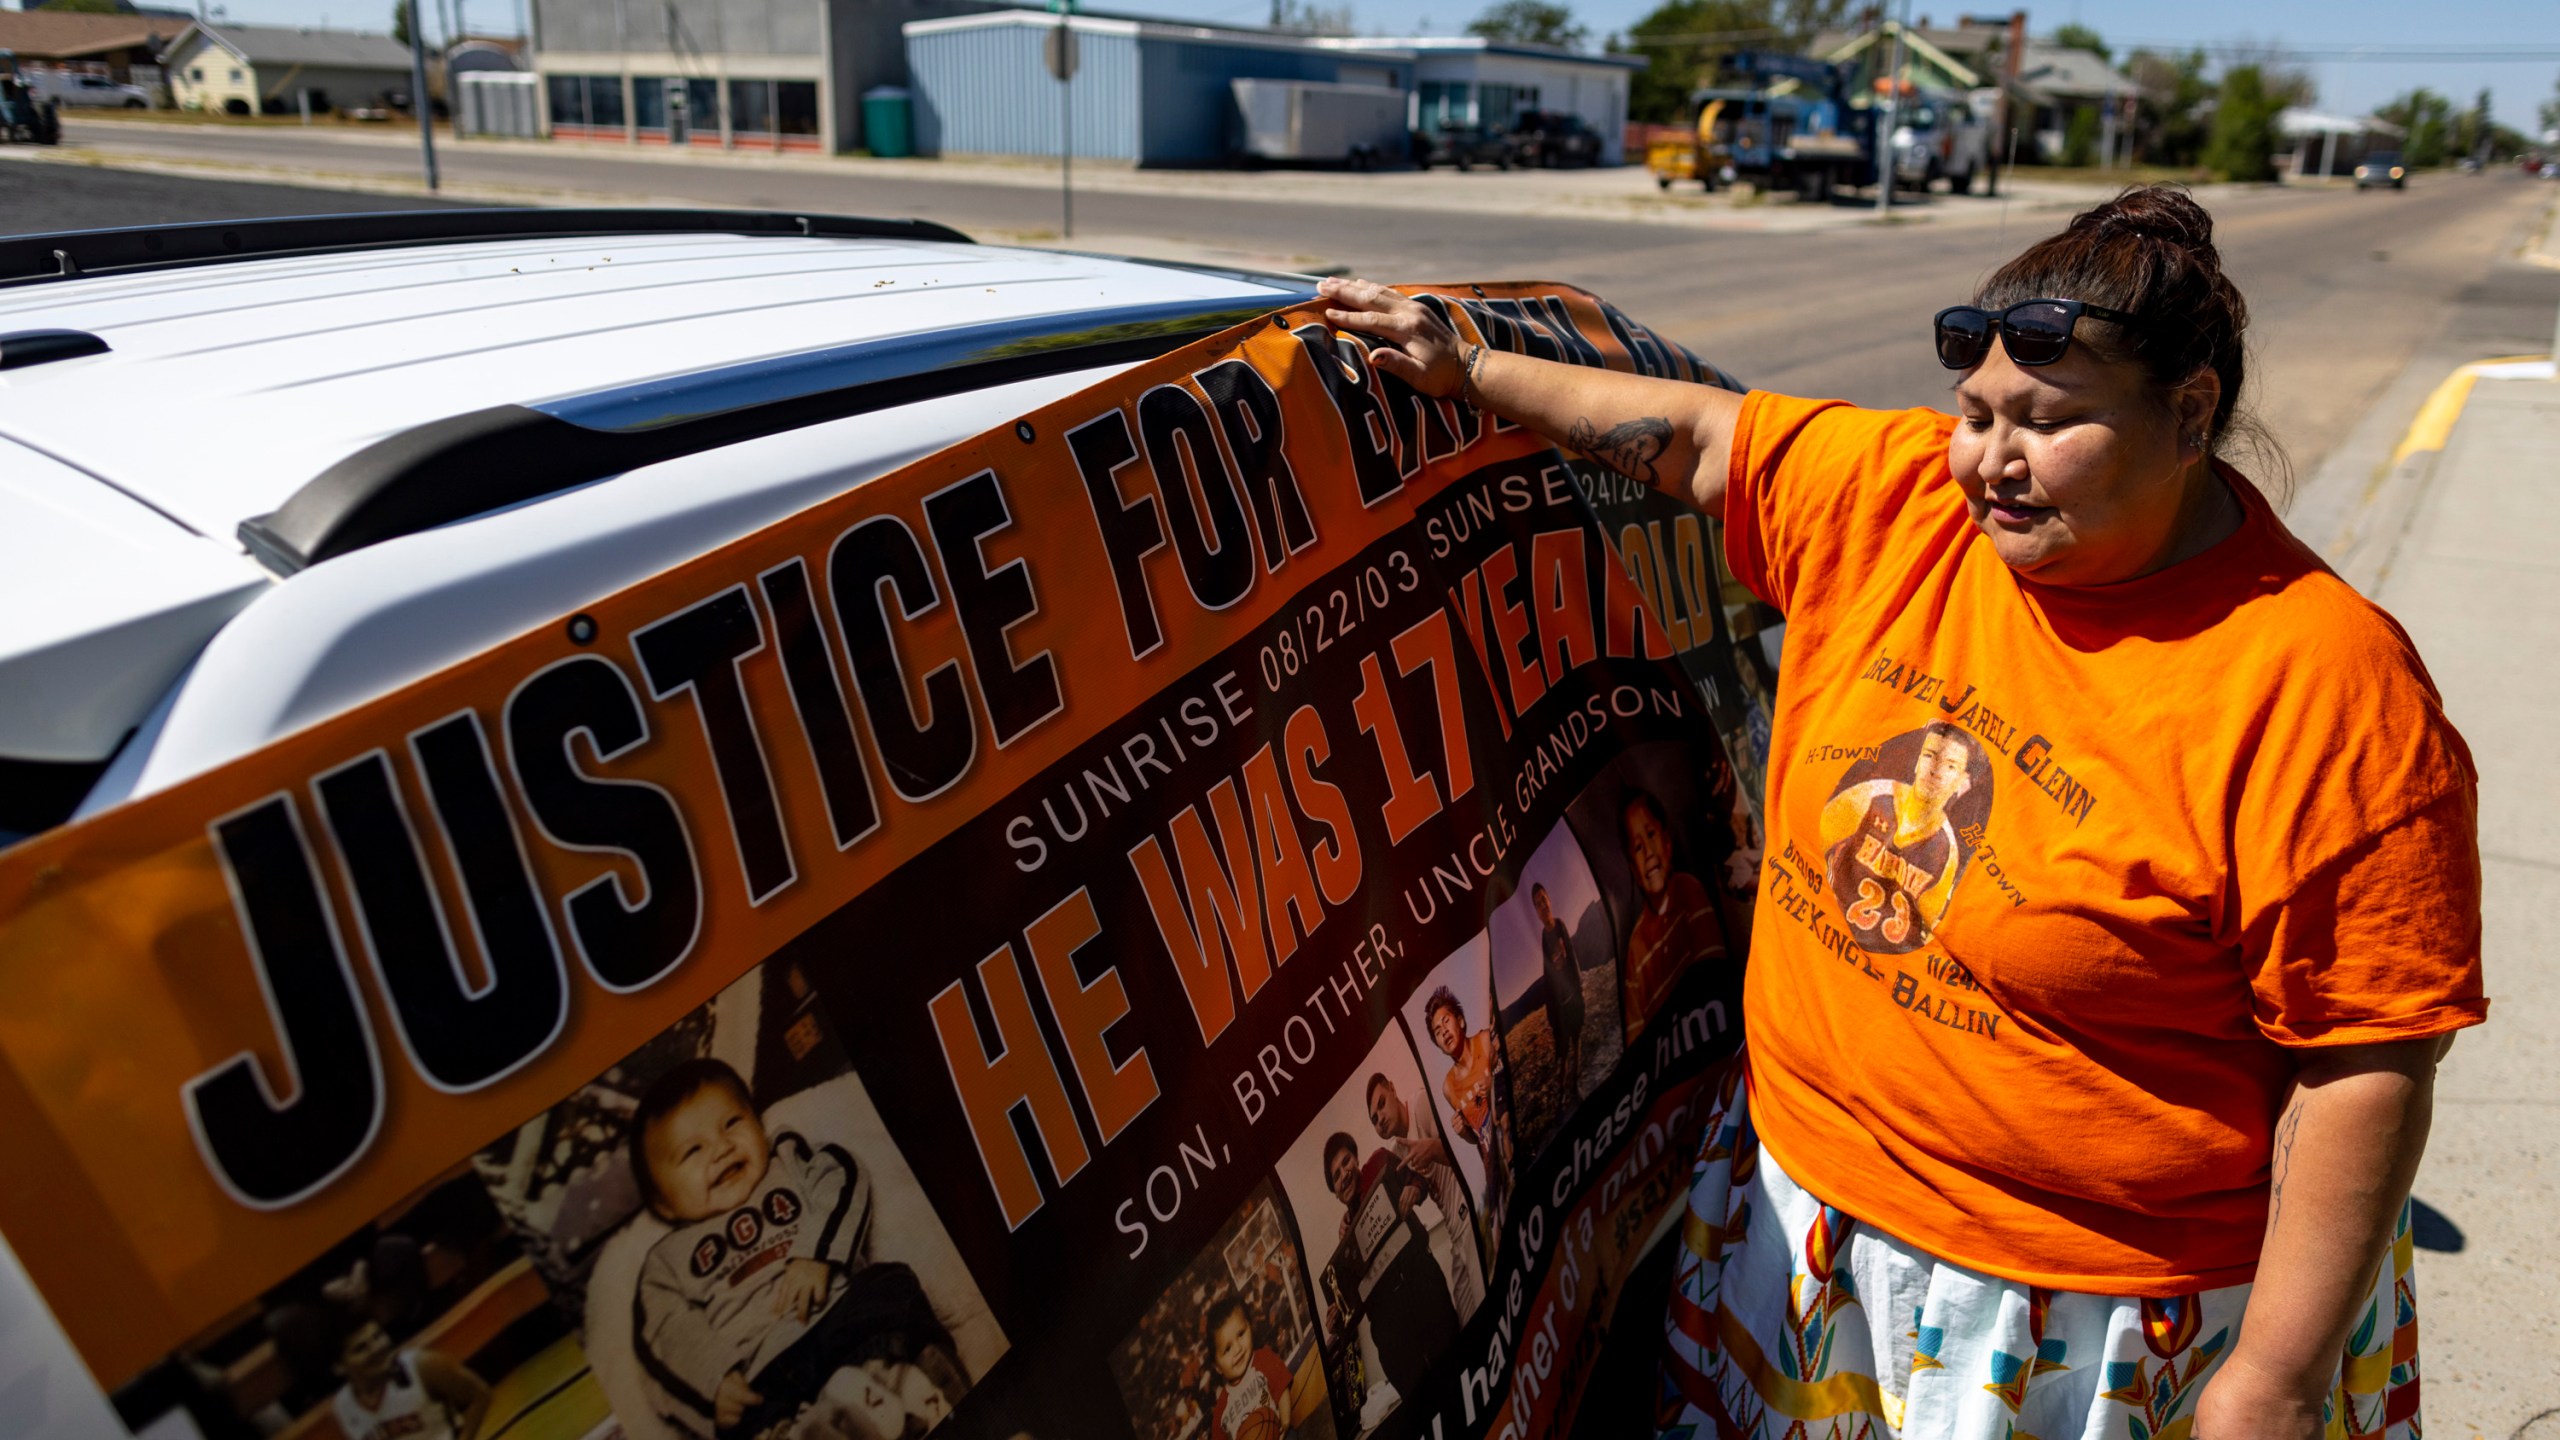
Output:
[
  {"xmin": 1886, "ymin": 93, "xmax": 1991, "ymax": 194},
  {"xmin": 1512, "ymin": 110, "xmax": 1601, "ymax": 168},
  {"xmin": 2355, "ymin": 151, "xmax": 2406, "ymax": 189},
  {"xmin": 0, "ymin": 74, "xmax": 60, "ymax": 143},
  {"xmin": 31, "ymin": 71, "xmax": 150, "ymax": 108},
  {"xmin": 1414, "ymin": 122, "xmax": 1516, "ymax": 171}
]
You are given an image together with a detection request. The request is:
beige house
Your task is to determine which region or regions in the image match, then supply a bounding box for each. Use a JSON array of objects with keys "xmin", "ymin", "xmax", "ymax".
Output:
[{"xmin": 164, "ymin": 22, "xmax": 416, "ymax": 116}]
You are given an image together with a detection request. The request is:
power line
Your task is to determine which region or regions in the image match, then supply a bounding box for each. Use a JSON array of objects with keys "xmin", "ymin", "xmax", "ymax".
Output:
[
  {"xmin": 1611, "ymin": 28, "xmax": 2560, "ymax": 61},
  {"xmin": 2116, "ymin": 42, "xmax": 2560, "ymax": 62}
]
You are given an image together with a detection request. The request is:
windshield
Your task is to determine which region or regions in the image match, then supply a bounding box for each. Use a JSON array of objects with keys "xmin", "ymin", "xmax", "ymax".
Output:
[{"xmin": 2364, "ymin": 152, "xmax": 2401, "ymax": 165}]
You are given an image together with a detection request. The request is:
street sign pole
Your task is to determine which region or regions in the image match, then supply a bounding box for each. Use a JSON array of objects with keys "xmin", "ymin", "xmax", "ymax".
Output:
[
  {"xmin": 1875, "ymin": 0, "xmax": 1904, "ymax": 218},
  {"xmin": 406, "ymin": 1, "xmax": 439, "ymax": 191},
  {"xmin": 1048, "ymin": 0, "xmax": 1076, "ymax": 239}
]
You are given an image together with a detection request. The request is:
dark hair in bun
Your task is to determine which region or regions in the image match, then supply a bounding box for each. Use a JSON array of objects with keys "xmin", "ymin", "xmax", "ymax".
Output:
[{"xmin": 1975, "ymin": 184, "xmax": 2285, "ymax": 495}]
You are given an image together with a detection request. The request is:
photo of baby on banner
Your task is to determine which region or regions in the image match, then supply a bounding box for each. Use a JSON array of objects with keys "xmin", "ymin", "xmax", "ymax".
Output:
[
  {"xmin": 476, "ymin": 959, "xmax": 1005, "ymax": 1440},
  {"xmin": 1398, "ymin": 934, "xmax": 1514, "ymax": 1238},
  {"xmin": 1106, "ymin": 1180, "xmax": 1336, "ymax": 1440},
  {"xmin": 110, "ymin": 1168, "xmax": 612, "ymax": 1440},
  {"xmin": 1273, "ymin": 1027, "xmax": 1487, "ymax": 1438},
  {"xmin": 1562, "ymin": 739, "xmax": 1754, "ymax": 1046},
  {"xmin": 1486, "ymin": 821, "xmax": 1623, "ymax": 1158}
]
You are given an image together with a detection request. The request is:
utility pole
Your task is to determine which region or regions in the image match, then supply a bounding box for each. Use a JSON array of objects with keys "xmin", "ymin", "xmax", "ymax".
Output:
[
  {"xmin": 405, "ymin": 0, "xmax": 439, "ymax": 189},
  {"xmin": 1875, "ymin": 0, "xmax": 1904, "ymax": 218},
  {"xmin": 1047, "ymin": 0, "xmax": 1076, "ymax": 239}
]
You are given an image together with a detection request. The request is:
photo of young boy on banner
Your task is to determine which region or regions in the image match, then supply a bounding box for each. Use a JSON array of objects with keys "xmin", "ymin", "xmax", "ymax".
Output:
[
  {"xmin": 477, "ymin": 960, "xmax": 1004, "ymax": 1440},
  {"xmin": 1107, "ymin": 1180, "xmax": 1335, "ymax": 1440},
  {"xmin": 1563, "ymin": 740, "xmax": 1752, "ymax": 1046}
]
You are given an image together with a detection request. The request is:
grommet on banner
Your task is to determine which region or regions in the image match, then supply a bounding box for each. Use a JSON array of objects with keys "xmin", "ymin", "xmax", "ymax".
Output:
[
  {"xmin": 565, "ymin": 614, "xmax": 597, "ymax": 645},
  {"xmin": 1015, "ymin": 422, "xmax": 1037, "ymax": 443}
]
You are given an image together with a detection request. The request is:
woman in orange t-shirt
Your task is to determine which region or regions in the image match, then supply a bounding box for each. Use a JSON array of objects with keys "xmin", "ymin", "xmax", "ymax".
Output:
[{"xmin": 1319, "ymin": 185, "xmax": 2482, "ymax": 1440}]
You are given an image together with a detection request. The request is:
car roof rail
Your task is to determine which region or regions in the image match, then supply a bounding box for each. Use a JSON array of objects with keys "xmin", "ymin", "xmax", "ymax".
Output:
[
  {"xmin": 0, "ymin": 208, "xmax": 975, "ymax": 288},
  {"xmin": 235, "ymin": 291, "xmax": 1311, "ymax": 575}
]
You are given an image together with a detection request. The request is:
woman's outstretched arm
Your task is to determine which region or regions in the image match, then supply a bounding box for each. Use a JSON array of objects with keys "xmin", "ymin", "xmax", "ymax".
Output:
[{"xmin": 1316, "ymin": 277, "xmax": 1745, "ymax": 517}]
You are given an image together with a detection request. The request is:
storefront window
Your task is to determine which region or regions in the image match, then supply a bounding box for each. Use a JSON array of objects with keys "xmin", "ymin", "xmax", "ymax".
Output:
[
  {"xmin": 633, "ymin": 75, "xmax": 666, "ymax": 131},
  {"xmin": 1417, "ymin": 80, "xmax": 1471, "ymax": 129},
  {"xmin": 585, "ymin": 75, "xmax": 624, "ymax": 128},
  {"xmin": 775, "ymin": 80, "xmax": 818, "ymax": 136},
  {"xmin": 547, "ymin": 74, "xmax": 624, "ymax": 130},
  {"xmin": 729, "ymin": 77, "xmax": 773, "ymax": 135},
  {"xmin": 686, "ymin": 78, "xmax": 719, "ymax": 131},
  {"xmin": 546, "ymin": 73, "xmax": 584, "ymax": 124}
]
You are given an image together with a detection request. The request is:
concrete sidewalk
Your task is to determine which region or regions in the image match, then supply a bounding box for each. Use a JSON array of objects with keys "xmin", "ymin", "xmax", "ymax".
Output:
[{"xmin": 2348, "ymin": 280, "xmax": 2560, "ymax": 1432}]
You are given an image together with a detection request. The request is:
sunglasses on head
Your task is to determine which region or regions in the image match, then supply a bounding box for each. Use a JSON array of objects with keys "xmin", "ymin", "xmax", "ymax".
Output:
[{"xmin": 1933, "ymin": 299, "xmax": 2143, "ymax": 370}]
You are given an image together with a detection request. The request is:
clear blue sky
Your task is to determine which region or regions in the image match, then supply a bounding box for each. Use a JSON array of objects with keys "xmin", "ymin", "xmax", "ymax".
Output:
[{"xmin": 44, "ymin": 0, "xmax": 2558, "ymax": 132}]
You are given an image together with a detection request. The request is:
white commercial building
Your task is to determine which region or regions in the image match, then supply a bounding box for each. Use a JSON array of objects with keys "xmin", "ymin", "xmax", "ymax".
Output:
[{"xmin": 1330, "ymin": 35, "xmax": 1642, "ymax": 164}]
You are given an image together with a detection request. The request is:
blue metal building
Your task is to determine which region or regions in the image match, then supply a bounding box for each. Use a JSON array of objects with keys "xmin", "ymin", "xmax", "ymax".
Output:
[{"xmin": 904, "ymin": 10, "xmax": 1413, "ymax": 165}]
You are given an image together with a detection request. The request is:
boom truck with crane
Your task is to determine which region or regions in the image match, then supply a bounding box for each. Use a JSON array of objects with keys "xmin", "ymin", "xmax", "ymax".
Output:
[
  {"xmin": 1648, "ymin": 51, "xmax": 1873, "ymax": 200},
  {"xmin": 1647, "ymin": 47, "xmax": 1993, "ymax": 200}
]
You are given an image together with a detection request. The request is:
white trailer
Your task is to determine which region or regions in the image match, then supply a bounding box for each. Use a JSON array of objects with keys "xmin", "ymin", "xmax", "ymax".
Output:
[{"xmin": 1231, "ymin": 78, "xmax": 1409, "ymax": 168}]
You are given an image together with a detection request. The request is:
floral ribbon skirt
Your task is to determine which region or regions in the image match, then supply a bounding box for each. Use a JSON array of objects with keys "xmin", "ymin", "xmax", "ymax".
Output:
[{"xmin": 1661, "ymin": 1063, "xmax": 2423, "ymax": 1440}]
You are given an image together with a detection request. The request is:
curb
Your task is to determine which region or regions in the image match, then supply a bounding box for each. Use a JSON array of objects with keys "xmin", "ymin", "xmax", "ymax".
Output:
[
  {"xmin": 2335, "ymin": 355, "xmax": 2554, "ymax": 595},
  {"xmin": 2391, "ymin": 356, "xmax": 2556, "ymax": 467}
]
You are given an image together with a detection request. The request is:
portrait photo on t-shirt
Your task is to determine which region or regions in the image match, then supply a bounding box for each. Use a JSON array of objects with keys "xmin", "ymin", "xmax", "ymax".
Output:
[
  {"xmin": 475, "ymin": 958, "xmax": 1006, "ymax": 1440},
  {"xmin": 1814, "ymin": 720, "xmax": 1998, "ymax": 957}
]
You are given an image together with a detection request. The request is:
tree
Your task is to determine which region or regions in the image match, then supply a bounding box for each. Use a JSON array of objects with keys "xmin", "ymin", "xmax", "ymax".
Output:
[
  {"xmin": 2540, "ymin": 71, "xmax": 2560, "ymax": 139},
  {"xmin": 392, "ymin": 0, "xmax": 416, "ymax": 47},
  {"xmin": 2203, "ymin": 65, "xmax": 2284, "ymax": 181},
  {"xmin": 2062, "ymin": 104, "xmax": 2099, "ymax": 166},
  {"xmin": 1468, "ymin": 0, "xmax": 1587, "ymax": 49},
  {"xmin": 2377, "ymin": 88, "xmax": 2452, "ymax": 167},
  {"xmin": 1615, "ymin": 0, "xmax": 1847, "ymax": 124},
  {"xmin": 1623, "ymin": 0, "xmax": 1766, "ymax": 124},
  {"xmin": 2450, "ymin": 88, "xmax": 2491, "ymax": 162},
  {"xmin": 2127, "ymin": 47, "xmax": 2211, "ymax": 166},
  {"xmin": 2049, "ymin": 22, "xmax": 2108, "ymax": 62},
  {"xmin": 1268, "ymin": 0, "xmax": 1355, "ymax": 34}
]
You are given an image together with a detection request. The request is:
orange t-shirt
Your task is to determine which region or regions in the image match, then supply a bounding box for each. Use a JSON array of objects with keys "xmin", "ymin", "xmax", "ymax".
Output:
[{"xmin": 1723, "ymin": 391, "xmax": 2486, "ymax": 1293}]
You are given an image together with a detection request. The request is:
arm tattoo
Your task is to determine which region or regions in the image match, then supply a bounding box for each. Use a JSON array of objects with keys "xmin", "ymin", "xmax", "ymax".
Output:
[
  {"xmin": 2267, "ymin": 1102, "xmax": 2306, "ymax": 1229},
  {"xmin": 1566, "ymin": 416, "xmax": 1674, "ymax": 486}
]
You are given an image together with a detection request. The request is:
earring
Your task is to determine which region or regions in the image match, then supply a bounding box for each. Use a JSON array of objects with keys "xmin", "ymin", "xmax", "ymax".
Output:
[{"xmin": 2188, "ymin": 431, "xmax": 2208, "ymax": 452}]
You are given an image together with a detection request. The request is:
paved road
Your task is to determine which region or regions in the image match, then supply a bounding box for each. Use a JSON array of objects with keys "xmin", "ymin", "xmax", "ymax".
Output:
[
  {"xmin": 5, "ymin": 130, "xmax": 2548, "ymax": 482},
  {"xmin": 8, "ymin": 120, "xmax": 2559, "ymax": 1440}
]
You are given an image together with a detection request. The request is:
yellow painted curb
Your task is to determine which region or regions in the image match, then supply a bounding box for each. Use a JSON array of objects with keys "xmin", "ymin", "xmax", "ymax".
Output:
[{"xmin": 2390, "ymin": 356, "xmax": 2551, "ymax": 467}]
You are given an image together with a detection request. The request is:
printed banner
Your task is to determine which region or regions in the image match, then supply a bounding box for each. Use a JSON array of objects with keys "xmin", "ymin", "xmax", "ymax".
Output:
[{"xmin": 0, "ymin": 283, "xmax": 1776, "ymax": 1440}]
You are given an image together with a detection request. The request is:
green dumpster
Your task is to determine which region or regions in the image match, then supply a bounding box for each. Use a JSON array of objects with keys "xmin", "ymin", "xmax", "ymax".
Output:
[{"xmin": 862, "ymin": 86, "xmax": 913, "ymax": 158}]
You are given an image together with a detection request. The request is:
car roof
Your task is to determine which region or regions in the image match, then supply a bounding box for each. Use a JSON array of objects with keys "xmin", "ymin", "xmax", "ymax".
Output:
[
  {"xmin": 0, "ymin": 226, "xmax": 1296, "ymax": 541},
  {"xmin": 0, "ymin": 214, "xmax": 1312, "ymax": 789}
]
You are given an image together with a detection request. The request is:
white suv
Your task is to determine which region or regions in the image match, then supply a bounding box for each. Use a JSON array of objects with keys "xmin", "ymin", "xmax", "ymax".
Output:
[
  {"xmin": 0, "ymin": 207, "xmax": 1316, "ymax": 839},
  {"xmin": 0, "ymin": 207, "xmax": 1315, "ymax": 1434}
]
